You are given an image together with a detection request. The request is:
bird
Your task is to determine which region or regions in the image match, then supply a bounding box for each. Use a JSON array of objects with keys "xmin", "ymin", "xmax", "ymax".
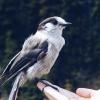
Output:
[{"xmin": 0, "ymin": 16, "xmax": 71, "ymax": 99}]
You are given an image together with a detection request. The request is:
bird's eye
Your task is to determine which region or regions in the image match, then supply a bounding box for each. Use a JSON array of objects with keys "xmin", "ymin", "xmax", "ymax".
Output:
[
  {"xmin": 44, "ymin": 26, "xmax": 47, "ymax": 28},
  {"xmin": 51, "ymin": 19, "xmax": 58, "ymax": 25}
]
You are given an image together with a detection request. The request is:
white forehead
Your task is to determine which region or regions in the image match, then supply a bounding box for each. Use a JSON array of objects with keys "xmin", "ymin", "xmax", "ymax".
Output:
[{"xmin": 54, "ymin": 16, "xmax": 67, "ymax": 24}]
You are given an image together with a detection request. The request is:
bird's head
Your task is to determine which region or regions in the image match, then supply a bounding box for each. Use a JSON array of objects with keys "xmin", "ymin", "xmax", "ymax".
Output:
[{"xmin": 37, "ymin": 16, "xmax": 71, "ymax": 36}]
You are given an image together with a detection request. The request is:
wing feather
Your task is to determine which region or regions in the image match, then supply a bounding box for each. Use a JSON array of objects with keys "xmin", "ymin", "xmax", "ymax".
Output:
[
  {"xmin": 1, "ymin": 52, "xmax": 20, "ymax": 77},
  {"xmin": 0, "ymin": 40, "xmax": 48, "ymax": 86}
]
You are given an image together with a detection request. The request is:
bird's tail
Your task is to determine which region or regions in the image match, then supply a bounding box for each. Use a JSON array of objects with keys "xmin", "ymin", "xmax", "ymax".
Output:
[
  {"xmin": 0, "ymin": 75, "xmax": 6, "ymax": 87},
  {"xmin": 0, "ymin": 75, "xmax": 7, "ymax": 98},
  {"xmin": 0, "ymin": 75, "xmax": 5, "ymax": 98}
]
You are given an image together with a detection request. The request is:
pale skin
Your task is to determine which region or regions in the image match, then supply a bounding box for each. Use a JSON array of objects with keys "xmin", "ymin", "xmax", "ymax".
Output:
[{"xmin": 37, "ymin": 81, "xmax": 100, "ymax": 100}]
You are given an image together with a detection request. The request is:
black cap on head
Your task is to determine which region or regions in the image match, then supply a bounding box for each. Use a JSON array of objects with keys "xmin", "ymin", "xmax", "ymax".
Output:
[{"xmin": 38, "ymin": 16, "xmax": 71, "ymax": 30}]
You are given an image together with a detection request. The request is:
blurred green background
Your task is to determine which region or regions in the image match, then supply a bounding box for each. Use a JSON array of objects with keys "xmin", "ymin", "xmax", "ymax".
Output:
[{"xmin": 0, "ymin": 0, "xmax": 100, "ymax": 99}]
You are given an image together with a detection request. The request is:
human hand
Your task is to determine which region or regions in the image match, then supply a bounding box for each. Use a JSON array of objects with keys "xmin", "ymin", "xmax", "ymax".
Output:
[
  {"xmin": 37, "ymin": 80, "xmax": 100, "ymax": 100},
  {"xmin": 76, "ymin": 88, "xmax": 100, "ymax": 100},
  {"xmin": 37, "ymin": 80, "xmax": 83, "ymax": 100}
]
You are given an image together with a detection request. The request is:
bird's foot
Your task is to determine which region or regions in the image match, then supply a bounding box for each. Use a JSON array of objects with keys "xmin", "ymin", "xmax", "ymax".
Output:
[
  {"xmin": 32, "ymin": 78, "xmax": 40, "ymax": 85},
  {"xmin": 32, "ymin": 78, "xmax": 59, "ymax": 92},
  {"xmin": 39, "ymin": 80, "xmax": 59, "ymax": 92}
]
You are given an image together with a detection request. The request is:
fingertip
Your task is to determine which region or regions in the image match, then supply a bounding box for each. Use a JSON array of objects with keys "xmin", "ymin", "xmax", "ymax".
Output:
[
  {"xmin": 37, "ymin": 82, "xmax": 46, "ymax": 91},
  {"xmin": 76, "ymin": 88, "xmax": 83, "ymax": 94},
  {"xmin": 76, "ymin": 88, "xmax": 95, "ymax": 98}
]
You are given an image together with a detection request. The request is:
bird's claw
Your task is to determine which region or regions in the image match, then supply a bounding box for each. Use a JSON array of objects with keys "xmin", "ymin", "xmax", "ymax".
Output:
[{"xmin": 39, "ymin": 80, "xmax": 59, "ymax": 92}]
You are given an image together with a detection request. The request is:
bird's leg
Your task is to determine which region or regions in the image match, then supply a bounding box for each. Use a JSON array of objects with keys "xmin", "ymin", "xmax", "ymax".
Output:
[
  {"xmin": 33, "ymin": 78, "xmax": 59, "ymax": 92},
  {"xmin": 32, "ymin": 77, "xmax": 40, "ymax": 85},
  {"xmin": 8, "ymin": 72, "xmax": 23, "ymax": 100},
  {"xmin": 39, "ymin": 80, "xmax": 59, "ymax": 92}
]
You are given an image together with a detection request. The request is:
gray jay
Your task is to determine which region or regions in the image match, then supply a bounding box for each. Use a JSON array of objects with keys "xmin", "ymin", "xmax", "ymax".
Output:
[{"xmin": 0, "ymin": 16, "xmax": 71, "ymax": 99}]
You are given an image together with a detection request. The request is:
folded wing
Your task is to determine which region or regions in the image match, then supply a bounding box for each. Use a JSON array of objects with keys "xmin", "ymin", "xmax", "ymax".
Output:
[{"xmin": 0, "ymin": 40, "xmax": 48, "ymax": 86}]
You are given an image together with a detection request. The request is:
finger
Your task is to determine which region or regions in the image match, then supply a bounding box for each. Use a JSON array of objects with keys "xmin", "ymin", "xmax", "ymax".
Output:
[
  {"xmin": 37, "ymin": 82, "xmax": 82, "ymax": 100},
  {"xmin": 37, "ymin": 82, "xmax": 54, "ymax": 100},
  {"xmin": 76, "ymin": 88, "xmax": 96, "ymax": 98},
  {"xmin": 37, "ymin": 82, "xmax": 69, "ymax": 100},
  {"xmin": 37, "ymin": 81, "xmax": 46, "ymax": 91},
  {"xmin": 43, "ymin": 86, "xmax": 69, "ymax": 100}
]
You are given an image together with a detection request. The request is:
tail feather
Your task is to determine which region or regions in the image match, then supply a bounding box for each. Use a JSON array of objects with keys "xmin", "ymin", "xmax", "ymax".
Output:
[
  {"xmin": 0, "ymin": 75, "xmax": 7, "ymax": 98},
  {"xmin": 0, "ymin": 75, "xmax": 6, "ymax": 87},
  {"xmin": 0, "ymin": 76, "xmax": 4, "ymax": 98},
  {"xmin": 0, "ymin": 74, "xmax": 16, "ymax": 98},
  {"xmin": 0, "ymin": 76, "xmax": 3, "ymax": 86}
]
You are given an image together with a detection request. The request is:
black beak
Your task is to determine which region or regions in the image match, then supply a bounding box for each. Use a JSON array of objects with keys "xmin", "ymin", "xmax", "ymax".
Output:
[{"xmin": 60, "ymin": 22, "xmax": 72, "ymax": 27}]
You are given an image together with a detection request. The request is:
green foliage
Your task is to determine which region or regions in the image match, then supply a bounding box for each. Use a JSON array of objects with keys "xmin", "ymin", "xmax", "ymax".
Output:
[{"xmin": 0, "ymin": 0, "xmax": 100, "ymax": 99}]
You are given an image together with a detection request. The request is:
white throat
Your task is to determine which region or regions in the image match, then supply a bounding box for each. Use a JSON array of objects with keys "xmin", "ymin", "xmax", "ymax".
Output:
[
  {"xmin": 35, "ymin": 30, "xmax": 65, "ymax": 52},
  {"xmin": 36, "ymin": 28, "xmax": 63, "ymax": 39},
  {"xmin": 48, "ymin": 28, "xmax": 63, "ymax": 37}
]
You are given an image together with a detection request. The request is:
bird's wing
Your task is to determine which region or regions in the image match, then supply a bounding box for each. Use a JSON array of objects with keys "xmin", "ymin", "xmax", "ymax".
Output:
[
  {"xmin": 1, "ymin": 52, "xmax": 21, "ymax": 77},
  {"xmin": 0, "ymin": 40, "xmax": 48, "ymax": 86}
]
